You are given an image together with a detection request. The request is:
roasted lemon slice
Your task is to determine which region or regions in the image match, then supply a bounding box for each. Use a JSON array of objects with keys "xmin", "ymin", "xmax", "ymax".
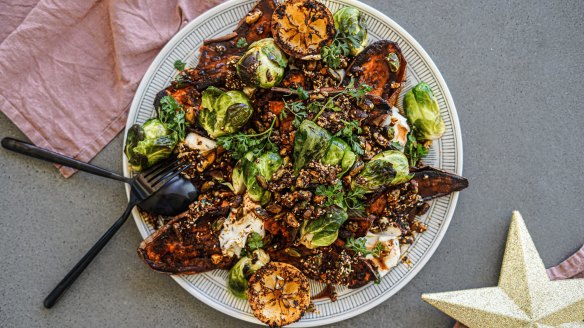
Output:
[
  {"xmin": 271, "ymin": 0, "xmax": 335, "ymax": 60},
  {"xmin": 248, "ymin": 262, "xmax": 311, "ymax": 327}
]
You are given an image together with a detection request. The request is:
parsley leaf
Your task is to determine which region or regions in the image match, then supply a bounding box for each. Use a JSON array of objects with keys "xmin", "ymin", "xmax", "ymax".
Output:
[
  {"xmin": 281, "ymin": 100, "xmax": 308, "ymax": 128},
  {"xmin": 314, "ymin": 181, "xmax": 367, "ymax": 213},
  {"xmin": 216, "ymin": 118, "xmax": 277, "ymax": 160},
  {"xmin": 405, "ymin": 133, "xmax": 428, "ymax": 167},
  {"xmin": 236, "ymin": 37, "xmax": 248, "ymax": 48},
  {"xmin": 246, "ymin": 232, "xmax": 264, "ymax": 251},
  {"xmin": 173, "ymin": 59, "xmax": 186, "ymax": 71},
  {"xmin": 345, "ymin": 237, "xmax": 383, "ymax": 257},
  {"xmin": 158, "ymin": 96, "xmax": 187, "ymax": 140},
  {"xmin": 335, "ymin": 120, "xmax": 364, "ymax": 155}
]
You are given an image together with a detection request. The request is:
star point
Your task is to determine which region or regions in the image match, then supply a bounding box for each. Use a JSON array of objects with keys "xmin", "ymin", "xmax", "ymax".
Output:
[{"xmin": 422, "ymin": 211, "xmax": 584, "ymax": 328}]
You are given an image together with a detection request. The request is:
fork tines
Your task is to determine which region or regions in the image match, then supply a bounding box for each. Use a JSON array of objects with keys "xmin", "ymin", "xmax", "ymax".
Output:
[{"xmin": 149, "ymin": 161, "xmax": 191, "ymax": 191}]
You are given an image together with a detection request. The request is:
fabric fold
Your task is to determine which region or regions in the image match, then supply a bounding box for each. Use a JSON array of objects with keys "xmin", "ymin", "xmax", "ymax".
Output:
[{"xmin": 0, "ymin": 0, "xmax": 223, "ymax": 177}]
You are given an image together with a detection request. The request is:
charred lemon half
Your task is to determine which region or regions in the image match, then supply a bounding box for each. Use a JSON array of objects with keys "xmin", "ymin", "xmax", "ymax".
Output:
[
  {"xmin": 271, "ymin": 0, "xmax": 335, "ymax": 60},
  {"xmin": 248, "ymin": 262, "xmax": 311, "ymax": 327}
]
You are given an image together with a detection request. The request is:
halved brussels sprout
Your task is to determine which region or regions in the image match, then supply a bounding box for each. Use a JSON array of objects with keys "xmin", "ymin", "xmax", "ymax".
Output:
[
  {"xmin": 237, "ymin": 38, "xmax": 288, "ymax": 88},
  {"xmin": 353, "ymin": 150, "xmax": 412, "ymax": 192},
  {"xmin": 299, "ymin": 206, "xmax": 348, "ymax": 249},
  {"xmin": 403, "ymin": 82, "xmax": 445, "ymax": 141},
  {"xmin": 227, "ymin": 249, "xmax": 270, "ymax": 299},
  {"xmin": 198, "ymin": 87, "xmax": 253, "ymax": 138},
  {"xmin": 124, "ymin": 119, "xmax": 178, "ymax": 171},
  {"xmin": 322, "ymin": 137, "xmax": 356, "ymax": 175},
  {"xmin": 293, "ymin": 120, "xmax": 332, "ymax": 174},
  {"xmin": 237, "ymin": 151, "xmax": 283, "ymax": 204},
  {"xmin": 333, "ymin": 7, "xmax": 368, "ymax": 56}
]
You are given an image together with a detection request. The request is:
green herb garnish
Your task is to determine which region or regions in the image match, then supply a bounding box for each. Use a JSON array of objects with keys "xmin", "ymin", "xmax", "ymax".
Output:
[
  {"xmin": 246, "ymin": 232, "xmax": 264, "ymax": 251},
  {"xmin": 405, "ymin": 133, "xmax": 428, "ymax": 167},
  {"xmin": 236, "ymin": 37, "xmax": 248, "ymax": 48},
  {"xmin": 315, "ymin": 181, "xmax": 367, "ymax": 213},
  {"xmin": 216, "ymin": 118, "xmax": 277, "ymax": 160},
  {"xmin": 158, "ymin": 96, "xmax": 187, "ymax": 140},
  {"xmin": 335, "ymin": 120, "xmax": 364, "ymax": 155},
  {"xmin": 345, "ymin": 237, "xmax": 383, "ymax": 257},
  {"xmin": 173, "ymin": 59, "xmax": 186, "ymax": 71}
]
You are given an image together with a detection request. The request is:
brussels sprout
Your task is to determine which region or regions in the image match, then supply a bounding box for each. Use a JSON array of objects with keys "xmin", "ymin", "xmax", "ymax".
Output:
[
  {"xmin": 198, "ymin": 87, "xmax": 253, "ymax": 138},
  {"xmin": 293, "ymin": 120, "xmax": 332, "ymax": 174},
  {"xmin": 124, "ymin": 119, "xmax": 178, "ymax": 171},
  {"xmin": 227, "ymin": 249, "xmax": 270, "ymax": 299},
  {"xmin": 299, "ymin": 206, "xmax": 348, "ymax": 249},
  {"xmin": 322, "ymin": 137, "xmax": 356, "ymax": 175},
  {"xmin": 403, "ymin": 82, "xmax": 445, "ymax": 141},
  {"xmin": 237, "ymin": 38, "xmax": 288, "ymax": 88},
  {"xmin": 231, "ymin": 159, "xmax": 246, "ymax": 195},
  {"xmin": 333, "ymin": 7, "xmax": 368, "ymax": 56},
  {"xmin": 353, "ymin": 150, "xmax": 412, "ymax": 192},
  {"xmin": 239, "ymin": 151, "xmax": 283, "ymax": 204}
]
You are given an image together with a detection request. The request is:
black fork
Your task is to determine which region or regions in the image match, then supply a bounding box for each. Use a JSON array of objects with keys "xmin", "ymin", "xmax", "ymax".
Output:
[{"xmin": 41, "ymin": 157, "xmax": 191, "ymax": 308}]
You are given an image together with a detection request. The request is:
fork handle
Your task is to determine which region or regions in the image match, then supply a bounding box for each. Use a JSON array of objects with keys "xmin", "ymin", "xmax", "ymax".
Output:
[
  {"xmin": 43, "ymin": 200, "xmax": 137, "ymax": 308},
  {"xmin": 1, "ymin": 137, "xmax": 130, "ymax": 183}
]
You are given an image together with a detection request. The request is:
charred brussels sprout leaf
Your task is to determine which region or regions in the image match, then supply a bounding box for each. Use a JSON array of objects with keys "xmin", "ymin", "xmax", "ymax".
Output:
[
  {"xmin": 125, "ymin": 119, "xmax": 178, "ymax": 172},
  {"xmin": 403, "ymin": 82, "xmax": 445, "ymax": 141},
  {"xmin": 322, "ymin": 137, "xmax": 356, "ymax": 176},
  {"xmin": 237, "ymin": 38, "xmax": 288, "ymax": 89},
  {"xmin": 353, "ymin": 150, "xmax": 412, "ymax": 192},
  {"xmin": 299, "ymin": 206, "xmax": 348, "ymax": 249},
  {"xmin": 227, "ymin": 249, "xmax": 269, "ymax": 299},
  {"xmin": 198, "ymin": 87, "xmax": 253, "ymax": 138},
  {"xmin": 333, "ymin": 7, "xmax": 368, "ymax": 56},
  {"xmin": 238, "ymin": 151, "xmax": 283, "ymax": 204},
  {"xmin": 293, "ymin": 120, "xmax": 332, "ymax": 174}
]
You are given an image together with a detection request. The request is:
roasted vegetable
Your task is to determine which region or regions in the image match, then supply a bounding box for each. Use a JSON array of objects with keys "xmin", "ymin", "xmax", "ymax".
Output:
[
  {"xmin": 412, "ymin": 166, "xmax": 469, "ymax": 200},
  {"xmin": 271, "ymin": 0, "xmax": 336, "ymax": 59},
  {"xmin": 403, "ymin": 81, "xmax": 445, "ymax": 141},
  {"xmin": 345, "ymin": 40, "xmax": 407, "ymax": 106},
  {"xmin": 293, "ymin": 120, "xmax": 332, "ymax": 173},
  {"xmin": 353, "ymin": 150, "xmax": 412, "ymax": 192},
  {"xmin": 181, "ymin": 0, "xmax": 276, "ymax": 90},
  {"xmin": 248, "ymin": 262, "xmax": 311, "ymax": 327},
  {"xmin": 237, "ymin": 38, "xmax": 288, "ymax": 88},
  {"xmin": 198, "ymin": 87, "xmax": 253, "ymax": 138},
  {"xmin": 299, "ymin": 206, "xmax": 348, "ymax": 249},
  {"xmin": 138, "ymin": 211, "xmax": 235, "ymax": 274},
  {"xmin": 124, "ymin": 119, "xmax": 177, "ymax": 172},
  {"xmin": 227, "ymin": 249, "xmax": 270, "ymax": 299},
  {"xmin": 333, "ymin": 6, "xmax": 368, "ymax": 56},
  {"xmin": 237, "ymin": 151, "xmax": 283, "ymax": 204},
  {"xmin": 322, "ymin": 137, "xmax": 356, "ymax": 175}
]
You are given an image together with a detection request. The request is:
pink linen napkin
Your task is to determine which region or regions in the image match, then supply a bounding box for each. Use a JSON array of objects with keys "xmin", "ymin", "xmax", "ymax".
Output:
[
  {"xmin": 453, "ymin": 245, "xmax": 584, "ymax": 328},
  {"xmin": 0, "ymin": 0, "xmax": 224, "ymax": 177}
]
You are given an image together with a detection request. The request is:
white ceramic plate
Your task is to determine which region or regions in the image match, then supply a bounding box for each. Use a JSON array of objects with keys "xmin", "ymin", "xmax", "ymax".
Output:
[{"xmin": 123, "ymin": 0, "xmax": 463, "ymax": 326}]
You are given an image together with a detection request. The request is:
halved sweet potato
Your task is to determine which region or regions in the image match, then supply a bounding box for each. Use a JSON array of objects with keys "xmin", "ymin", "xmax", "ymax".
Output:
[
  {"xmin": 183, "ymin": 0, "xmax": 277, "ymax": 90},
  {"xmin": 411, "ymin": 166, "xmax": 469, "ymax": 200},
  {"xmin": 345, "ymin": 40, "xmax": 407, "ymax": 106},
  {"xmin": 137, "ymin": 211, "xmax": 234, "ymax": 274}
]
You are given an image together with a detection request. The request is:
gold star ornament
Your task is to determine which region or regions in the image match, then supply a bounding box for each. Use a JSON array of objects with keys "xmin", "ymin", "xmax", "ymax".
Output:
[{"xmin": 422, "ymin": 211, "xmax": 584, "ymax": 327}]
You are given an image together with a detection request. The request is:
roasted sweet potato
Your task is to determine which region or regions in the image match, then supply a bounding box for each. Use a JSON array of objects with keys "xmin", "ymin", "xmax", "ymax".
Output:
[
  {"xmin": 137, "ymin": 212, "xmax": 235, "ymax": 274},
  {"xmin": 268, "ymin": 245, "xmax": 378, "ymax": 288},
  {"xmin": 345, "ymin": 40, "xmax": 407, "ymax": 106},
  {"xmin": 183, "ymin": 0, "xmax": 277, "ymax": 90},
  {"xmin": 411, "ymin": 166, "xmax": 469, "ymax": 200}
]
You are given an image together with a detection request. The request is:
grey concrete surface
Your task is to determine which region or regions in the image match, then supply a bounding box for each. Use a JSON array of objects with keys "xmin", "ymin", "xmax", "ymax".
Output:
[{"xmin": 1, "ymin": 0, "xmax": 584, "ymax": 327}]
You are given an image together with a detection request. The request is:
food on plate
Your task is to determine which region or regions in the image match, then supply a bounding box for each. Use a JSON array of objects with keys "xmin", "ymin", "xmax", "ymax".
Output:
[
  {"xmin": 248, "ymin": 262, "xmax": 311, "ymax": 327},
  {"xmin": 237, "ymin": 38, "xmax": 289, "ymax": 88},
  {"xmin": 130, "ymin": 0, "xmax": 468, "ymax": 325},
  {"xmin": 271, "ymin": 0, "xmax": 335, "ymax": 59},
  {"xmin": 346, "ymin": 40, "xmax": 407, "ymax": 106},
  {"xmin": 198, "ymin": 87, "xmax": 253, "ymax": 138},
  {"xmin": 333, "ymin": 6, "xmax": 368, "ymax": 56},
  {"xmin": 403, "ymin": 81, "xmax": 445, "ymax": 141}
]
